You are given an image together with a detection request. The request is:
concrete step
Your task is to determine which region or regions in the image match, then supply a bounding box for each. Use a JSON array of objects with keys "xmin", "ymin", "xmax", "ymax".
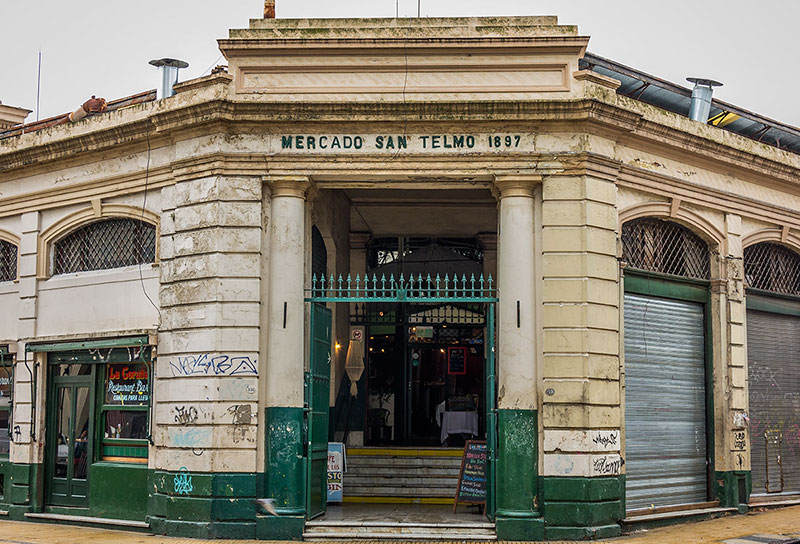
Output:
[
  {"xmin": 347, "ymin": 466, "xmax": 461, "ymax": 477},
  {"xmin": 348, "ymin": 457, "xmax": 462, "ymax": 468},
  {"xmin": 304, "ymin": 521, "xmax": 496, "ymax": 541},
  {"xmin": 347, "ymin": 476, "xmax": 458, "ymax": 487},
  {"xmin": 304, "ymin": 531, "xmax": 496, "ymax": 540},
  {"xmin": 345, "ymin": 486, "xmax": 456, "ymax": 497}
]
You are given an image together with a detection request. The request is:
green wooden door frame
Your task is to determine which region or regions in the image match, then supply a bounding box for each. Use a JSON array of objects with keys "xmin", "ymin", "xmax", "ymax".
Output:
[
  {"xmin": 306, "ymin": 304, "xmax": 332, "ymax": 519},
  {"xmin": 305, "ymin": 273, "xmax": 499, "ymax": 519},
  {"xmin": 45, "ymin": 365, "xmax": 96, "ymax": 508}
]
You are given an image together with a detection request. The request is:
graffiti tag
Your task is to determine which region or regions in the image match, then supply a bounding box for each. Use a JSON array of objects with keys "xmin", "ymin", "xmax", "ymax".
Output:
[
  {"xmin": 592, "ymin": 456, "xmax": 624, "ymax": 475},
  {"xmin": 174, "ymin": 467, "xmax": 193, "ymax": 495},
  {"xmin": 174, "ymin": 406, "xmax": 199, "ymax": 425},
  {"xmin": 168, "ymin": 354, "xmax": 258, "ymax": 377}
]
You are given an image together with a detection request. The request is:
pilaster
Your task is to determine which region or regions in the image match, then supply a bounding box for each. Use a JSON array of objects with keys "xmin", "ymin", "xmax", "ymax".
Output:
[
  {"xmin": 539, "ymin": 170, "xmax": 623, "ymax": 539},
  {"xmin": 13, "ymin": 212, "xmax": 41, "ymax": 468},
  {"xmin": 150, "ymin": 174, "xmax": 263, "ymax": 538},
  {"xmin": 712, "ymin": 213, "xmax": 751, "ymax": 508}
]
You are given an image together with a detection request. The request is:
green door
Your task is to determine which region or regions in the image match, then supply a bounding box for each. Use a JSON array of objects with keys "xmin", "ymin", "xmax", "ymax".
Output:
[
  {"xmin": 46, "ymin": 365, "xmax": 94, "ymax": 508},
  {"xmin": 306, "ymin": 303, "xmax": 332, "ymax": 519}
]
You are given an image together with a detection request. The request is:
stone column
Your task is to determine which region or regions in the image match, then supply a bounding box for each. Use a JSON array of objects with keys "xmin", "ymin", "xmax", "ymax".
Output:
[
  {"xmin": 493, "ymin": 175, "xmax": 542, "ymax": 539},
  {"xmin": 262, "ymin": 176, "xmax": 311, "ymax": 538}
]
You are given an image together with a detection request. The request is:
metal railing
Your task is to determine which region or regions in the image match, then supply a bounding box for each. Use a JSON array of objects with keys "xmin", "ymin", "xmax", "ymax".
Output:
[{"xmin": 305, "ymin": 273, "xmax": 497, "ymax": 302}]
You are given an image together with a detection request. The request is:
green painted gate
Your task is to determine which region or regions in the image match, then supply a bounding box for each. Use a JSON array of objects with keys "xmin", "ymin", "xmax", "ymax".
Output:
[
  {"xmin": 305, "ymin": 272, "xmax": 498, "ymax": 519},
  {"xmin": 306, "ymin": 303, "xmax": 332, "ymax": 519}
]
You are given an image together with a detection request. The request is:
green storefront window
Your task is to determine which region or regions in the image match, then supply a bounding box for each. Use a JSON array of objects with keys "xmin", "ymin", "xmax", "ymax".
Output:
[
  {"xmin": 100, "ymin": 361, "xmax": 149, "ymax": 463},
  {"xmin": 0, "ymin": 362, "xmax": 11, "ymax": 456}
]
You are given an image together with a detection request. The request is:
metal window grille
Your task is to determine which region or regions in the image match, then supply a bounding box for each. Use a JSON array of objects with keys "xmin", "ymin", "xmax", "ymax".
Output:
[
  {"xmin": 744, "ymin": 242, "xmax": 800, "ymax": 296},
  {"xmin": 0, "ymin": 240, "xmax": 17, "ymax": 282},
  {"xmin": 53, "ymin": 218, "xmax": 156, "ymax": 275},
  {"xmin": 622, "ymin": 218, "xmax": 710, "ymax": 280}
]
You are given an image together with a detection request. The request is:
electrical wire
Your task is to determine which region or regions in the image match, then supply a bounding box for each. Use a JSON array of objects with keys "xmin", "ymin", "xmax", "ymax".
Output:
[{"xmin": 138, "ymin": 132, "xmax": 162, "ymax": 325}]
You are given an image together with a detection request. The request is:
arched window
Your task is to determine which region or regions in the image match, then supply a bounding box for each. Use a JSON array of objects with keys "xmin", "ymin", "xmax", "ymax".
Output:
[
  {"xmin": 744, "ymin": 242, "xmax": 800, "ymax": 296},
  {"xmin": 622, "ymin": 218, "xmax": 710, "ymax": 280},
  {"xmin": 53, "ymin": 218, "xmax": 156, "ymax": 275},
  {"xmin": 0, "ymin": 239, "xmax": 17, "ymax": 281}
]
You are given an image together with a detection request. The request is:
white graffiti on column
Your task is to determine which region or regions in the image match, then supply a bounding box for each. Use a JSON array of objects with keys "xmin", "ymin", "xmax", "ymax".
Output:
[
  {"xmin": 593, "ymin": 455, "xmax": 624, "ymax": 475},
  {"xmin": 169, "ymin": 354, "xmax": 258, "ymax": 377}
]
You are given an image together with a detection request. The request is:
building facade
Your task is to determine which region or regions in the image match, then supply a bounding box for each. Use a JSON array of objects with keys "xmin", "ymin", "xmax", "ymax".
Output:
[{"xmin": 1, "ymin": 15, "xmax": 799, "ymax": 541}]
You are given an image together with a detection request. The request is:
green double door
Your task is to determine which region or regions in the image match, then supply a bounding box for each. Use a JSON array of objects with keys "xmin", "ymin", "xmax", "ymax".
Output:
[{"xmin": 46, "ymin": 365, "xmax": 95, "ymax": 507}]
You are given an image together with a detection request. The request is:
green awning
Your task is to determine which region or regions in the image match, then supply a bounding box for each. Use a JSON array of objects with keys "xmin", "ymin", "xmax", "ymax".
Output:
[{"xmin": 26, "ymin": 335, "xmax": 150, "ymax": 353}]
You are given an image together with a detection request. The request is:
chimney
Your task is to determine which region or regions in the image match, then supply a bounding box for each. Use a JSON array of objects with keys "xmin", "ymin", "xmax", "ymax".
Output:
[
  {"xmin": 149, "ymin": 58, "xmax": 190, "ymax": 100},
  {"xmin": 686, "ymin": 78, "xmax": 722, "ymax": 123},
  {"xmin": 264, "ymin": 0, "xmax": 275, "ymax": 18},
  {"xmin": 0, "ymin": 102, "xmax": 32, "ymax": 130}
]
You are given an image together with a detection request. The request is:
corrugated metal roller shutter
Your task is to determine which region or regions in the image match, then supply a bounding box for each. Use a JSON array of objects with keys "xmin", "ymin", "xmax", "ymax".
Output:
[
  {"xmin": 624, "ymin": 293, "xmax": 708, "ymax": 511},
  {"xmin": 746, "ymin": 308, "xmax": 800, "ymax": 496}
]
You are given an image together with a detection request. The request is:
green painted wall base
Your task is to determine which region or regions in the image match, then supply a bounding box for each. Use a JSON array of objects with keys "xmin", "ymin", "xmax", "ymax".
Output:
[
  {"xmin": 147, "ymin": 470, "xmax": 257, "ymax": 539},
  {"xmin": 496, "ymin": 409, "xmax": 539, "ymax": 520},
  {"xmin": 265, "ymin": 407, "xmax": 305, "ymax": 514},
  {"xmin": 495, "ymin": 516, "xmax": 545, "ymax": 540},
  {"xmin": 90, "ymin": 463, "xmax": 148, "ymax": 521},
  {"xmin": 256, "ymin": 514, "xmax": 305, "ymax": 540},
  {"xmin": 714, "ymin": 470, "xmax": 752, "ymax": 508},
  {"xmin": 540, "ymin": 476, "xmax": 624, "ymax": 540},
  {"xmin": 0, "ymin": 462, "xmax": 39, "ymax": 519}
]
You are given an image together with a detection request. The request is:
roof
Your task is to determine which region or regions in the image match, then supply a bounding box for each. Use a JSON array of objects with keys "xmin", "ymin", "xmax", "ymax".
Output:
[
  {"xmin": 0, "ymin": 90, "xmax": 156, "ymax": 140},
  {"xmin": 581, "ymin": 52, "xmax": 800, "ymax": 156}
]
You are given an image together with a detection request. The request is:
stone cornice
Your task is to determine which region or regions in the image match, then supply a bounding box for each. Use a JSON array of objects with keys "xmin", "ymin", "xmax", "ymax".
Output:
[{"xmin": 2, "ymin": 96, "xmax": 800, "ymax": 192}]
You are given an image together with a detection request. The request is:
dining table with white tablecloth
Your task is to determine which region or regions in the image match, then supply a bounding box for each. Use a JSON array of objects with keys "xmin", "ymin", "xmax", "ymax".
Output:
[{"xmin": 438, "ymin": 410, "xmax": 479, "ymax": 444}]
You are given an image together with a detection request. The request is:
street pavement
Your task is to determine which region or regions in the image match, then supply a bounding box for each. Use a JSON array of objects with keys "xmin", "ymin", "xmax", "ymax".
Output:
[{"xmin": 0, "ymin": 505, "xmax": 798, "ymax": 544}]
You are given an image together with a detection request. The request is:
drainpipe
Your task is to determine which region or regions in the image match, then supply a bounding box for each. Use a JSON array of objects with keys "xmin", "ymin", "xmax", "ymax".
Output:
[
  {"xmin": 149, "ymin": 58, "xmax": 189, "ymax": 100},
  {"xmin": 687, "ymin": 78, "xmax": 723, "ymax": 123}
]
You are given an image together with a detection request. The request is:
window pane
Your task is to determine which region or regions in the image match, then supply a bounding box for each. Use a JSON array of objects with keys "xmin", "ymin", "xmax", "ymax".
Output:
[
  {"xmin": 0, "ymin": 366, "xmax": 10, "ymax": 408},
  {"xmin": 0, "ymin": 410, "xmax": 9, "ymax": 455},
  {"xmin": 53, "ymin": 218, "xmax": 156, "ymax": 275},
  {"xmin": 104, "ymin": 411, "xmax": 148, "ymax": 440},
  {"xmin": 105, "ymin": 363, "xmax": 149, "ymax": 406},
  {"xmin": 0, "ymin": 240, "xmax": 16, "ymax": 282}
]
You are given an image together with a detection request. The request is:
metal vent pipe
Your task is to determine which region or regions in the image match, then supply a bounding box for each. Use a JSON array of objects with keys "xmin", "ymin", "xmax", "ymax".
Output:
[
  {"xmin": 687, "ymin": 77, "xmax": 723, "ymax": 122},
  {"xmin": 149, "ymin": 58, "xmax": 189, "ymax": 99}
]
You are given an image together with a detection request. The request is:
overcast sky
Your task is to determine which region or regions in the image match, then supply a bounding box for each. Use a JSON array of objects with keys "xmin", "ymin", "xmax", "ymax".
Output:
[{"xmin": 2, "ymin": 1, "xmax": 798, "ymax": 126}]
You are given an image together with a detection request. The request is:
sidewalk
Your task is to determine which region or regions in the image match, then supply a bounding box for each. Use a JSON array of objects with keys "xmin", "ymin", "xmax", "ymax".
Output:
[{"xmin": 0, "ymin": 505, "xmax": 798, "ymax": 544}]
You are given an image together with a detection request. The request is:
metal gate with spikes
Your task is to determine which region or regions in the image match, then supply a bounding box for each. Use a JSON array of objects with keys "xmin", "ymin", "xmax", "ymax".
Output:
[{"xmin": 305, "ymin": 272, "xmax": 499, "ymax": 519}]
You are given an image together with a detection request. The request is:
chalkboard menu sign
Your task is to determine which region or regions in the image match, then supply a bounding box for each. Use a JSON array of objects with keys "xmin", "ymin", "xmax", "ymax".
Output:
[
  {"xmin": 453, "ymin": 440, "xmax": 488, "ymax": 512},
  {"xmin": 105, "ymin": 363, "xmax": 149, "ymax": 405},
  {"xmin": 447, "ymin": 347, "xmax": 467, "ymax": 375}
]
